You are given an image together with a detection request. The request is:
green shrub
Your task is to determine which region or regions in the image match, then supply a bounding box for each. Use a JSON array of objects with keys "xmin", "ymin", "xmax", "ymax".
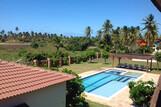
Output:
[
  {"xmin": 62, "ymin": 69, "xmax": 89, "ymax": 107},
  {"xmin": 31, "ymin": 42, "xmax": 39, "ymax": 49},
  {"xmin": 86, "ymin": 50, "xmax": 95, "ymax": 59},
  {"xmin": 18, "ymin": 49, "xmax": 28, "ymax": 57},
  {"xmin": 75, "ymin": 55, "xmax": 82, "ymax": 64},
  {"xmin": 128, "ymin": 80, "xmax": 155, "ymax": 107},
  {"xmin": 154, "ymin": 52, "xmax": 161, "ymax": 70},
  {"xmin": 102, "ymin": 50, "xmax": 109, "ymax": 63},
  {"xmin": 25, "ymin": 52, "xmax": 48, "ymax": 62}
]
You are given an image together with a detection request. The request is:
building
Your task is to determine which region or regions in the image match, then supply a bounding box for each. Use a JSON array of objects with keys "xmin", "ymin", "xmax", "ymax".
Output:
[{"xmin": 0, "ymin": 61, "xmax": 75, "ymax": 107}]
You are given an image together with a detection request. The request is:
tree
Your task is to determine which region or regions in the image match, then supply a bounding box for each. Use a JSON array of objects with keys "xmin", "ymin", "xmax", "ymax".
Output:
[
  {"xmin": 112, "ymin": 27, "xmax": 121, "ymax": 53},
  {"xmin": 128, "ymin": 26, "xmax": 140, "ymax": 52},
  {"xmin": 85, "ymin": 26, "xmax": 92, "ymax": 38},
  {"xmin": 102, "ymin": 50, "xmax": 109, "ymax": 63},
  {"xmin": 142, "ymin": 14, "xmax": 158, "ymax": 47},
  {"xmin": 154, "ymin": 52, "xmax": 161, "ymax": 70},
  {"xmin": 102, "ymin": 20, "xmax": 113, "ymax": 35},
  {"xmin": 96, "ymin": 30, "xmax": 102, "ymax": 41},
  {"xmin": 53, "ymin": 35, "xmax": 63, "ymax": 51},
  {"xmin": 62, "ymin": 69, "xmax": 89, "ymax": 107},
  {"xmin": 101, "ymin": 20, "xmax": 113, "ymax": 47},
  {"xmin": 15, "ymin": 26, "xmax": 19, "ymax": 33},
  {"xmin": 128, "ymin": 80, "xmax": 155, "ymax": 107},
  {"xmin": 122, "ymin": 26, "xmax": 129, "ymax": 47}
]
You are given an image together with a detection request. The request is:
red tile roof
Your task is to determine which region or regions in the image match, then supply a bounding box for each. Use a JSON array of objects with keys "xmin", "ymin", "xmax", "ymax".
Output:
[{"xmin": 0, "ymin": 61, "xmax": 75, "ymax": 100}]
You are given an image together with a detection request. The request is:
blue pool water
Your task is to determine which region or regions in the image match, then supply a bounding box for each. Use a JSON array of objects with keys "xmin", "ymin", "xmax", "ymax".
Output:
[{"xmin": 82, "ymin": 70, "xmax": 142, "ymax": 98}]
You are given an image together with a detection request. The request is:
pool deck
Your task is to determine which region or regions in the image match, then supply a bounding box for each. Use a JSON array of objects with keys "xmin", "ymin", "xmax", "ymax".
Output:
[{"xmin": 79, "ymin": 68, "xmax": 160, "ymax": 107}]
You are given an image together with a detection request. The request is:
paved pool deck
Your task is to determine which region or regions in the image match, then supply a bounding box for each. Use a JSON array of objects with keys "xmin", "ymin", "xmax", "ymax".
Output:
[{"xmin": 79, "ymin": 68, "xmax": 160, "ymax": 107}]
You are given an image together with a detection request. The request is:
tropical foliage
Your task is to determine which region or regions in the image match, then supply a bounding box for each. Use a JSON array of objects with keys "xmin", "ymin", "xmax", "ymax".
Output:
[
  {"xmin": 154, "ymin": 52, "xmax": 161, "ymax": 70},
  {"xmin": 0, "ymin": 14, "xmax": 160, "ymax": 63},
  {"xmin": 128, "ymin": 80, "xmax": 155, "ymax": 107},
  {"xmin": 62, "ymin": 69, "xmax": 89, "ymax": 107}
]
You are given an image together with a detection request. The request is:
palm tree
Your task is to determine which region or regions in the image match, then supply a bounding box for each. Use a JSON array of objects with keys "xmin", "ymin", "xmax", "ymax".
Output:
[
  {"xmin": 15, "ymin": 27, "xmax": 19, "ymax": 32},
  {"xmin": 122, "ymin": 26, "xmax": 129, "ymax": 46},
  {"xmin": 96, "ymin": 30, "xmax": 102, "ymax": 41},
  {"xmin": 129, "ymin": 26, "xmax": 140, "ymax": 52},
  {"xmin": 112, "ymin": 27, "xmax": 121, "ymax": 53},
  {"xmin": 53, "ymin": 36, "xmax": 63, "ymax": 51},
  {"xmin": 85, "ymin": 26, "xmax": 92, "ymax": 38},
  {"xmin": 101, "ymin": 20, "xmax": 113, "ymax": 46},
  {"xmin": 0, "ymin": 30, "xmax": 5, "ymax": 36},
  {"xmin": 102, "ymin": 20, "xmax": 113, "ymax": 35},
  {"xmin": 142, "ymin": 14, "xmax": 158, "ymax": 47}
]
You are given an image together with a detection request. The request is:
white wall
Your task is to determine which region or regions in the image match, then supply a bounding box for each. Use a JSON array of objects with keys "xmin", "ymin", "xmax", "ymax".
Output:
[{"xmin": 0, "ymin": 82, "xmax": 66, "ymax": 107}]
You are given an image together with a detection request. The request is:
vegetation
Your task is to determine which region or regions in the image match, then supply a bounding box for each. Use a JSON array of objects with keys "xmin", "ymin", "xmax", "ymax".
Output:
[
  {"xmin": 0, "ymin": 14, "xmax": 160, "ymax": 107},
  {"xmin": 154, "ymin": 52, "xmax": 161, "ymax": 70},
  {"xmin": 128, "ymin": 80, "xmax": 155, "ymax": 107},
  {"xmin": 87, "ymin": 100, "xmax": 109, "ymax": 107},
  {"xmin": 62, "ymin": 69, "xmax": 89, "ymax": 107},
  {"xmin": 102, "ymin": 50, "xmax": 109, "ymax": 63},
  {"xmin": 142, "ymin": 14, "xmax": 158, "ymax": 47}
]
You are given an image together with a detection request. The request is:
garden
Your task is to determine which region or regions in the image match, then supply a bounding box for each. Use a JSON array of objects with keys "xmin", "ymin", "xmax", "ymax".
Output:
[{"xmin": 0, "ymin": 14, "xmax": 161, "ymax": 107}]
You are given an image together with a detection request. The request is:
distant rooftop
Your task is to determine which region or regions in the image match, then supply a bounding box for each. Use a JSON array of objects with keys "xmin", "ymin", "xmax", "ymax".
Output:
[{"xmin": 0, "ymin": 61, "xmax": 74, "ymax": 100}]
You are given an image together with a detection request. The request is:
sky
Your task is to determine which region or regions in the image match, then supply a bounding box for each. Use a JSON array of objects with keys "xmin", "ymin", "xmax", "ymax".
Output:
[{"xmin": 0, "ymin": 0, "xmax": 161, "ymax": 36}]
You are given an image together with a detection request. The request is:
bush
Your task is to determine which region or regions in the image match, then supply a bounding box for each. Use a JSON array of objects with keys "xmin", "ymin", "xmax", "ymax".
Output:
[
  {"xmin": 25, "ymin": 52, "xmax": 48, "ymax": 62},
  {"xmin": 128, "ymin": 80, "xmax": 155, "ymax": 107},
  {"xmin": 154, "ymin": 52, "xmax": 161, "ymax": 70},
  {"xmin": 102, "ymin": 50, "xmax": 109, "ymax": 63},
  {"xmin": 31, "ymin": 42, "xmax": 39, "ymax": 49},
  {"xmin": 18, "ymin": 49, "xmax": 28, "ymax": 57},
  {"xmin": 75, "ymin": 55, "xmax": 82, "ymax": 64},
  {"xmin": 62, "ymin": 69, "xmax": 89, "ymax": 107},
  {"xmin": 86, "ymin": 50, "xmax": 95, "ymax": 59},
  {"xmin": 155, "ymin": 52, "xmax": 161, "ymax": 62}
]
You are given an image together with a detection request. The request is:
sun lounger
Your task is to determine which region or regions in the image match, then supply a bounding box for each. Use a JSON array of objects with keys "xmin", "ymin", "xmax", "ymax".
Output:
[{"xmin": 133, "ymin": 64, "xmax": 139, "ymax": 70}]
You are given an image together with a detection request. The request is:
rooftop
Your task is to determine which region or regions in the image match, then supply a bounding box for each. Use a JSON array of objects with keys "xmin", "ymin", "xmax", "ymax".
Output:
[{"xmin": 0, "ymin": 61, "xmax": 75, "ymax": 100}]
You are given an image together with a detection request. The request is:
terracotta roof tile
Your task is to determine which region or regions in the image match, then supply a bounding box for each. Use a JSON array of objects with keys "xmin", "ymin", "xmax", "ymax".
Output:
[{"xmin": 0, "ymin": 61, "xmax": 75, "ymax": 100}]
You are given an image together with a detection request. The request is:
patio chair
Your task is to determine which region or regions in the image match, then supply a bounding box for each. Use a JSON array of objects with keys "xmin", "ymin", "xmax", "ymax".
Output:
[
  {"xmin": 117, "ymin": 63, "xmax": 121, "ymax": 68},
  {"xmin": 122, "ymin": 63, "xmax": 128, "ymax": 68},
  {"xmin": 138, "ymin": 65, "xmax": 146, "ymax": 71},
  {"xmin": 126, "ymin": 64, "xmax": 133, "ymax": 69},
  {"xmin": 133, "ymin": 64, "xmax": 139, "ymax": 70}
]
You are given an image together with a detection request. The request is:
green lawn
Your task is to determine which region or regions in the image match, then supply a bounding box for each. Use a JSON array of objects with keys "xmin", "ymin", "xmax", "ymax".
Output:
[
  {"xmin": 87, "ymin": 100, "xmax": 109, "ymax": 107},
  {"xmin": 58, "ymin": 62, "xmax": 111, "ymax": 74},
  {"xmin": 58, "ymin": 58, "xmax": 161, "ymax": 74}
]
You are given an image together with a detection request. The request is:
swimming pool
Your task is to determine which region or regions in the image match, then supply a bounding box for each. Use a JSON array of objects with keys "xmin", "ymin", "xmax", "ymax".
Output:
[{"xmin": 82, "ymin": 69, "xmax": 142, "ymax": 98}]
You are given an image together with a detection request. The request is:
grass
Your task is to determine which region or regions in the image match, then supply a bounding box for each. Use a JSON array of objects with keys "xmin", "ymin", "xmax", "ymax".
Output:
[
  {"xmin": 59, "ymin": 62, "xmax": 111, "ymax": 74},
  {"xmin": 58, "ymin": 58, "xmax": 161, "ymax": 74},
  {"xmin": 87, "ymin": 100, "xmax": 109, "ymax": 107}
]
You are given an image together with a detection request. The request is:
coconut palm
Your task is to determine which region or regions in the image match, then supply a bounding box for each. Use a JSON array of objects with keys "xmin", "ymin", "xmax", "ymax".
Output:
[
  {"xmin": 142, "ymin": 14, "xmax": 158, "ymax": 47},
  {"xmin": 102, "ymin": 20, "xmax": 113, "ymax": 35},
  {"xmin": 96, "ymin": 30, "xmax": 102, "ymax": 41},
  {"xmin": 129, "ymin": 26, "xmax": 140, "ymax": 52},
  {"xmin": 85, "ymin": 26, "xmax": 92, "ymax": 38},
  {"xmin": 15, "ymin": 27, "xmax": 19, "ymax": 33},
  {"xmin": 101, "ymin": 20, "xmax": 113, "ymax": 46},
  {"xmin": 53, "ymin": 35, "xmax": 63, "ymax": 51},
  {"xmin": 122, "ymin": 26, "xmax": 129, "ymax": 46},
  {"xmin": 112, "ymin": 27, "xmax": 121, "ymax": 53}
]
